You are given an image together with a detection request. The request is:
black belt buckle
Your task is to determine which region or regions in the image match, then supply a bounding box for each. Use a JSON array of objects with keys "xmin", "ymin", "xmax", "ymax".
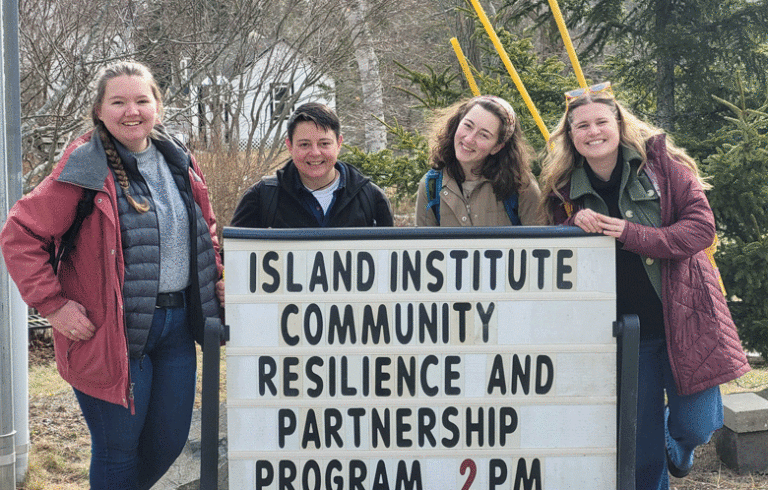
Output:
[{"xmin": 156, "ymin": 291, "xmax": 184, "ymax": 308}]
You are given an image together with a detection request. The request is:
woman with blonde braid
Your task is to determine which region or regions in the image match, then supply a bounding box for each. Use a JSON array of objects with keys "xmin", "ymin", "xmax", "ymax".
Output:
[
  {"xmin": 539, "ymin": 82, "xmax": 749, "ymax": 490},
  {"xmin": 0, "ymin": 61, "xmax": 224, "ymax": 489}
]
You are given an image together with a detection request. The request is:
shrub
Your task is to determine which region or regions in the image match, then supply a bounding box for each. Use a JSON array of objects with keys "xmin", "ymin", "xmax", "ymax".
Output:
[
  {"xmin": 342, "ymin": 119, "xmax": 431, "ymax": 208},
  {"xmin": 704, "ymin": 95, "xmax": 768, "ymax": 360},
  {"xmin": 194, "ymin": 146, "xmax": 287, "ymax": 243}
]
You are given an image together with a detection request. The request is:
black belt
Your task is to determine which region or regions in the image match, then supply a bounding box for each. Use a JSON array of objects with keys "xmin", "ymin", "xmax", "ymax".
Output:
[{"xmin": 156, "ymin": 291, "xmax": 185, "ymax": 308}]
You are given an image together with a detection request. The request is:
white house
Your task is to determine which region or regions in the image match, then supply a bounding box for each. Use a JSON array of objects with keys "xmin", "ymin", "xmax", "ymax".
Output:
[{"xmin": 190, "ymin": 40, "xmax": 335, "ymax": 151}]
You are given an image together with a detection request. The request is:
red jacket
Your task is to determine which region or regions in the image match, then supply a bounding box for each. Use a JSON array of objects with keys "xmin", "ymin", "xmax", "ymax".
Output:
[
  {"xmin": 551, "ymin": 135, "xmax": 749, "ymax": 395},
  {"xmin": 0, "ymin": 131, "xmax": 222, "ymax": 408}
]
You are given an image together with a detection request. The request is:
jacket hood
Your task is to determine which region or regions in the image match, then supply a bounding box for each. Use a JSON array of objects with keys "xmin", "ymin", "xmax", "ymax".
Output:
[
  {"xmin": 56, "ymin": 125, "xmax": 189, "ymax": 191},
  {"xmin": 56, "ymin": 131, "xmax": 112, "ymax": 190}
]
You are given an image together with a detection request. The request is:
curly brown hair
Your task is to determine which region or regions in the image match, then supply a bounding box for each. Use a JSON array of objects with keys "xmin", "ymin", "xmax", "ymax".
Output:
[{"xmin": 430, "ymin": 96, "xmax": 535, "ymax": 201}]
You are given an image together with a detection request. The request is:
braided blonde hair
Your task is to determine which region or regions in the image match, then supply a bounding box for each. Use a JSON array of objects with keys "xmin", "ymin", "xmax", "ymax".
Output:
[
  {"xmin": 97, "ymin": 123, "xmax": 150, "ymax": 213},
  {"xmin": 91, "ymin": 61, "xmax": 164, "ymax": 213}
]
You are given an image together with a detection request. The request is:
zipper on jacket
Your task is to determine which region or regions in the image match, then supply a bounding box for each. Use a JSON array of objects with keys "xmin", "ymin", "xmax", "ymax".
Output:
[
  {"xmin": 129, "ymin": 382, "xmax": 135, "ymax": 415},
  {"xmin": 120, "ymin": 292, "xmax": 135, "ymax": 414}
]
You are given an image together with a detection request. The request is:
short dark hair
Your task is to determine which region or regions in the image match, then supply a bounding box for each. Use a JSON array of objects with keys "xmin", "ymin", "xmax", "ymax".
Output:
[{"xmin": 287, "ymin": 102, "xmax": 340, "ymax": 142}]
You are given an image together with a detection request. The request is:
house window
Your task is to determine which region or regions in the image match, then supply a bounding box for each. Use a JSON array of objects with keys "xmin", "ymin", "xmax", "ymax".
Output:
[{"xmin": 270, "ymin": 83, "xmax": 292, "ymax": 121}]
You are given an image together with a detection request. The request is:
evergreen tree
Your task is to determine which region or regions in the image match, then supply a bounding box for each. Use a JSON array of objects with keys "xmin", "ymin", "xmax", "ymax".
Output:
[
  {"xmin": 703, "ymin": 93, "xmax": 768, "ymax": 359},
  {"xmin": 504, "ymin": 0, "xmax": 768, "ymax": 152},
  {"xmin": 343, "ymin": 7, "xmax": 577, "ymax": 203}
]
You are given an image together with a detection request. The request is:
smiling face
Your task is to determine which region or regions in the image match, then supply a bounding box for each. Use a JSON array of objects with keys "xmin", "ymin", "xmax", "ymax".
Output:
[
  {"xmin": 285, "ymin": 121, "xmax": 342, "ymax": 189},
  {"xmin": 568, "ymin": 101, "xmax": 621, "ymax": 174},
  {"xmin": 96, "ymin": 75, "xmax": 160, "ymax": 152},
  {"xmin": 453, "ymin": 104, "xmax": 504, "ymax": 176}
]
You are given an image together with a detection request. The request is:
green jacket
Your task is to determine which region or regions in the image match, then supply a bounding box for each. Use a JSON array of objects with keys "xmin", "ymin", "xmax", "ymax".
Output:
[
  {"xmin": 551, "ymin": 135, "xmax": 749, "ymax": 395},
  {"xmin": 569, "ymin": 145, "xmax": 663, "ymax": 299}
]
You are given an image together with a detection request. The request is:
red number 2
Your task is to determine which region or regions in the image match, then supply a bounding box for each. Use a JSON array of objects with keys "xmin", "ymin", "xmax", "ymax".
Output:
[{"xmin": 460, "ymin": 459, "xmax": 477, "ymax": 490}]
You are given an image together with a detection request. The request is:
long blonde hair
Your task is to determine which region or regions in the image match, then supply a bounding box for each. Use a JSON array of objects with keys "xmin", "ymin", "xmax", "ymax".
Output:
[
  {"xmin": 539, "ymin": 91, "xmax": 708, "ymax": 223},
  {"xmin": 90, "ymin": 61, "xmax": 165, "ymax": 213}
]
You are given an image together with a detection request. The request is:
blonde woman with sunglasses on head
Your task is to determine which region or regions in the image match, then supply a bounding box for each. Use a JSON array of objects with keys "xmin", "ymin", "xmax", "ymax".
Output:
[
  {"xmin": 415, "ymin": 95, "xmax": 543, "ymax": 226},
  {"xmin": 540, "ymin": 82, "xmax": 749, "ymax": 489}
]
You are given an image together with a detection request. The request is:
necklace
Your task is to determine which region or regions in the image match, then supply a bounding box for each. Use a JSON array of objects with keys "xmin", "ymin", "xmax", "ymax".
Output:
[{"xmin": 309, "ymin": 170, "xmax": 338, "ymax": 191}]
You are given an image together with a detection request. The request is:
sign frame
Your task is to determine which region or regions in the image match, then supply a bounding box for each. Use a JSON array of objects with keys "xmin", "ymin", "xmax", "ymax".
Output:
[{"xmin": 218, "ymin": 226, "xmax": 638, "ymax": 490}]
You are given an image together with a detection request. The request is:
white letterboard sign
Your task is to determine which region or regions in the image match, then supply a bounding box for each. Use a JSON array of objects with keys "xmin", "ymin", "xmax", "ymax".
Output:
[{"xmin": 224, "ymin": 233, "xmax": 617, "ymax": 489}]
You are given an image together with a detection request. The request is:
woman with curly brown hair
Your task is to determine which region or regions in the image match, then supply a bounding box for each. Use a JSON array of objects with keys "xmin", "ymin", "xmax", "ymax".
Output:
[{"xmin": 415, "ymin": 95, "xmax": 542, "ymax": 226}]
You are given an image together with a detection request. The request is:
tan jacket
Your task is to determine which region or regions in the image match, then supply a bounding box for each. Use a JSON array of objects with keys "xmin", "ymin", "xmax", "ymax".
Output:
[{"xmin": 415, "ymin": 170, "xmax": 543, "ymax": 226}]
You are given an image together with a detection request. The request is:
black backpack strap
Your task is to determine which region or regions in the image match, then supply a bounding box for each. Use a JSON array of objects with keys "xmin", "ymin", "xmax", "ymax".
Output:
[
  {"xmin": 503, "ymin": 193, "xmax": 521, "ymax": 225},
  {"xmin": 50, "ymin": 188, "xmax": 98, "ymax": 275},
  {"xmin": 258, "ymin": 176, "xmax": 279, "ymax": 228},
  {"xmin": 359, "ymin": 183, "xmax": 377, "ymax": 226}
]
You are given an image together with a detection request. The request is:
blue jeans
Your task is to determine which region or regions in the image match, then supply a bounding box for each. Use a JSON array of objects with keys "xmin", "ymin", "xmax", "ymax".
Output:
[
  {"xmin": 636, "ymin": 338, "xmax": 723, "ymax": 490},
  {"xmin": 74, "ymin": 302, "xmax": 197, "ymax": 490}
]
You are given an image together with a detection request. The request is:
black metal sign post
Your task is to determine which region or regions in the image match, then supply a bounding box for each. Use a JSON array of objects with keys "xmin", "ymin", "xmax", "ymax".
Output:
[
  {"xmin": 615, "ymin": 314, "xmax": 640, "ymax": 490},
  {"xmin": 200, "ymin": 319, "xmax": 229, "ymax": 489}
]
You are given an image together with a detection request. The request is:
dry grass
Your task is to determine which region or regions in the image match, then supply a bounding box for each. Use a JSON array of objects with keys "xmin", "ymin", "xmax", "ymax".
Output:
[
  {"xmin": 20, "ymin": 339, "xmax": 90, "ymax": 490},
  {"xmin": 671, "ymin": 440, "xmax": 768, "ymax": 489},
  {"xmin": 17, "ymin": 339, "xmax": 768, "ymax": 489},
  {"xmin": 723, "ymin": 364, "xmax": 768, "ymax": 395},
  {"xmin": 193, "ymin": 147, "xmax": 288, "ymax": 240},
  {"xmin": 17, "ymin": 337, "xmax": 225, "ymax": 490}
]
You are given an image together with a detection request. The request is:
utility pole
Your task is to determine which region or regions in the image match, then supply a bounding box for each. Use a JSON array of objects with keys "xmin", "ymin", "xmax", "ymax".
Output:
[{"xmin": 1, "ymin": 0, "xmax": 28, "ymax": 485}]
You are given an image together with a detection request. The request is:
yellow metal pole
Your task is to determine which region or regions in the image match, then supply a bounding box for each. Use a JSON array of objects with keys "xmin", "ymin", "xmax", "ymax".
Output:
[
  {"xmin": 468, "ymin": 0, "xmax": 550, "ymax": 141},
  {"xmin": 547, "ymin": 0, "xmax": 587, "ymax": 88},
  {"xmin": 450, "ymin": 37, "xmax": 481, "ymax": 96}
]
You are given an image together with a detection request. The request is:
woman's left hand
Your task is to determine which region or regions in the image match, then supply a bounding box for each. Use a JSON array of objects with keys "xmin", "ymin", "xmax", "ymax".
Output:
[
  {"xmin": 596, "ymin": 214, "xmax": 626, "ymax": 238},
  {"xmin": 216, "ymin": 279, "xmax": 225, "ymax": 306}
]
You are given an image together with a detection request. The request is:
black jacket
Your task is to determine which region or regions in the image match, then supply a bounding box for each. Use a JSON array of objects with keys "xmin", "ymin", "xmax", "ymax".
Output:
[{"xmin": 230, "ymin": 160, "xmax": 394, "ymax": 228}]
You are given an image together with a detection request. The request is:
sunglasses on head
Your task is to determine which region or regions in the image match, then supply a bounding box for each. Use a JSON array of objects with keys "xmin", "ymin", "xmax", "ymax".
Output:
[{"xmin": 565, "ymin": 82, "xmax": 613, "ymax": 110}]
